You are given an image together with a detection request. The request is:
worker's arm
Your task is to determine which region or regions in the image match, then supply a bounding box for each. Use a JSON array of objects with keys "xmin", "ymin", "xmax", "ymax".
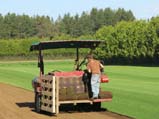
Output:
[
  {"xmin": 100, "ymin": 62, "xmax": 104, "ymax": 73},
  {"xmin": 100, "ymin": 63, "xmax": 104, "ymax": 69}
]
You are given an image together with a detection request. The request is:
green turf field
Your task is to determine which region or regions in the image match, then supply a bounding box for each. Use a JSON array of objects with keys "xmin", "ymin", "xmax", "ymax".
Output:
[{"xmin": 0, "ymin": 60, "xmax": 158, "ymax": 119}]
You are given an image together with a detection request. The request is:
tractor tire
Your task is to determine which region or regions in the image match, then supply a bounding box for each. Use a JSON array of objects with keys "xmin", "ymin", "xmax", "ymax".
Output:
[
  {"xmin": 92, "ymin": 102, "xmax": 101, "ymax": 111},
  {"xmin": 35, "ymin": 93, "xmax": 41, "ymax": 113}
]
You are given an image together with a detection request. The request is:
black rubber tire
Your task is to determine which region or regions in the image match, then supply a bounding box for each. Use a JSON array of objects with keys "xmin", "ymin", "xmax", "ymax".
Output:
[
  {"xmin": 92, "ymin": 102, "xmax": 101, "ymax": 111},
  {"xmin": 35, "ymin": 93, "xmax": 41, "ymax": 113}
]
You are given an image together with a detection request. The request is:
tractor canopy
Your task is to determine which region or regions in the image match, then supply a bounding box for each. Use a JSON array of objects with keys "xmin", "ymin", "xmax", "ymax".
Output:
[
  {"xmin": 30, "ymin": 40, "xmax": 102, "ymax": 51},
  {"xmin": 29, "ymin": 40, "xmax": 103, "ymax": 75}
]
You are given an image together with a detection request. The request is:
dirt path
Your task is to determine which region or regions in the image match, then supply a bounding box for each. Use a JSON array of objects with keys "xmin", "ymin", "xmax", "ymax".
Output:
[{"xmin": 0, "ymin": 83, "xmax": 133, "ymax": 119}]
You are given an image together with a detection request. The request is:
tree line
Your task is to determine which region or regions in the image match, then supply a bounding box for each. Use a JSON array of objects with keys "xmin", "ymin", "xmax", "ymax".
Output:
[
  {"xmin": 0, "ymin": 7, "xmax": 158, "ymax": 64},
  {"xmin": 0, "ymin": 8, "xmax": 135, "ymax": 39},
  {"xmin": 0, "ymin": 16, "xmax": 159, "ymax": 64}
]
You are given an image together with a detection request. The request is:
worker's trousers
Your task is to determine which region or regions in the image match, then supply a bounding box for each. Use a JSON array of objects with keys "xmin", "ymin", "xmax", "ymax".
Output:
[{"xmin": 91, "ymin": 74, "xmax": 100, "ymax": 98}]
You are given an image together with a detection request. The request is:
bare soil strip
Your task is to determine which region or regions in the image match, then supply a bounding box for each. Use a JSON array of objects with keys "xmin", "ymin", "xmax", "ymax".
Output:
[{"xmin": 0, "ymin": 83, "xmax": 133, "ymax": 119}]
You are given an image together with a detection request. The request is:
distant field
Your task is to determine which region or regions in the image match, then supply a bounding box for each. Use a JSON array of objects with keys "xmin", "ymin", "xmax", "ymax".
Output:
[{"xmin": 0, "ymin": 60, "xmax": 159, "ymax": 119}]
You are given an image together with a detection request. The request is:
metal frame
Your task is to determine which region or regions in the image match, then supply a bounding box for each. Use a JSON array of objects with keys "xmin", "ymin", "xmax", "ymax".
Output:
[{"xmin": 30, "ymin": 40, "xmax": 102, "ymax": 75}]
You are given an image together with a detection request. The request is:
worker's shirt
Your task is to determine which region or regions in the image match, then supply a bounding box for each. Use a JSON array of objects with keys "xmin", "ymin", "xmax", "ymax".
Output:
[{"xmin": 87, "ymin": 59, "xmax": 101, "ymax": 74}]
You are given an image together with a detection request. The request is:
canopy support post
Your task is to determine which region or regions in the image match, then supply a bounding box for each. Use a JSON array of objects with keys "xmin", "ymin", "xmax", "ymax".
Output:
[
  {"xmin": 75, "ymin": 48, "xmax": 79, "ymax": 70},
  {"xmin": 38, "ymin": 47, "xmax": 44, "ymax": 76}
]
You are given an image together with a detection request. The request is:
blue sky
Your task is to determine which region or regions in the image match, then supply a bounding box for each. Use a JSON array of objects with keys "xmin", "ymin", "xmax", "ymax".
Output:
[{"xmin": 0, "ymin": 0, "xmax": 159, "ymax": 20}]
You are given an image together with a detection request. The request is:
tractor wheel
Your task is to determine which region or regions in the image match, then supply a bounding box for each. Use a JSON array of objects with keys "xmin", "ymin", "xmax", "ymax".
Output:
[
  {"xmin": 92, "ymin": 102, "xmax": 101, "ymax": 111},
  {"xmin": 35, "ymin": 93, "xmax": 41, "ymax": 113}
]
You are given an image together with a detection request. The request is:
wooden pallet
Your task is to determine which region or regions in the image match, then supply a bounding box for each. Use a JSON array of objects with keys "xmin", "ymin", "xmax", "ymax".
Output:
[{"xmin": 41, "ymin": 75, "xmax": 59, "ymax": 113}]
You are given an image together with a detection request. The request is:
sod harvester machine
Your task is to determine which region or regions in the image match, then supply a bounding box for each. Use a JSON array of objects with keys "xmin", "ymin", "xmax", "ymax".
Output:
[{"xmin": 30, "ymin": 40, "xmax": 112, "ymax": 114}]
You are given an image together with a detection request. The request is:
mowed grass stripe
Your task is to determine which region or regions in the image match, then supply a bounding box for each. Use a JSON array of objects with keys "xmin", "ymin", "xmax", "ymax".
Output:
[
  {"xmin": 0, "ymin": 62, "xmax": 38, "ymax": 90},
  {"xmin": 106, "ymin": 79, "xmax": 159, "ymax": 95},
  {"xmin": 102, "ymin": 66, "xmax": 159, "ymax": 119}
]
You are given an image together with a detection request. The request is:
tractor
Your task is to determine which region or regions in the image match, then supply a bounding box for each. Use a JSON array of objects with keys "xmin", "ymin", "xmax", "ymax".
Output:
[{"xmin": 30, "ymin": 40, "xmax": 112, "ymax": 114}]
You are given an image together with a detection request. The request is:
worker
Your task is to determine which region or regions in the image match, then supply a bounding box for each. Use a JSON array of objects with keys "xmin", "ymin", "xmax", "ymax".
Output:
[
  {"xmin": 32, "ymin": 76, "xmax": 40, "ymax": 92},
  {"xmin": 86, "ymin": 54, "xmax": 104, "ymax": 100}
]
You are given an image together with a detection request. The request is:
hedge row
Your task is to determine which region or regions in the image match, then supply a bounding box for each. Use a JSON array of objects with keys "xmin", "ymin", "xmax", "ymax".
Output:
[
  {"xmin": 0, "ymin": 38, "xmax": 89, "ymax": 60},
  {"xmin": 95, "ymin": 20, "xmax": 159, "ymax": 64}
]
